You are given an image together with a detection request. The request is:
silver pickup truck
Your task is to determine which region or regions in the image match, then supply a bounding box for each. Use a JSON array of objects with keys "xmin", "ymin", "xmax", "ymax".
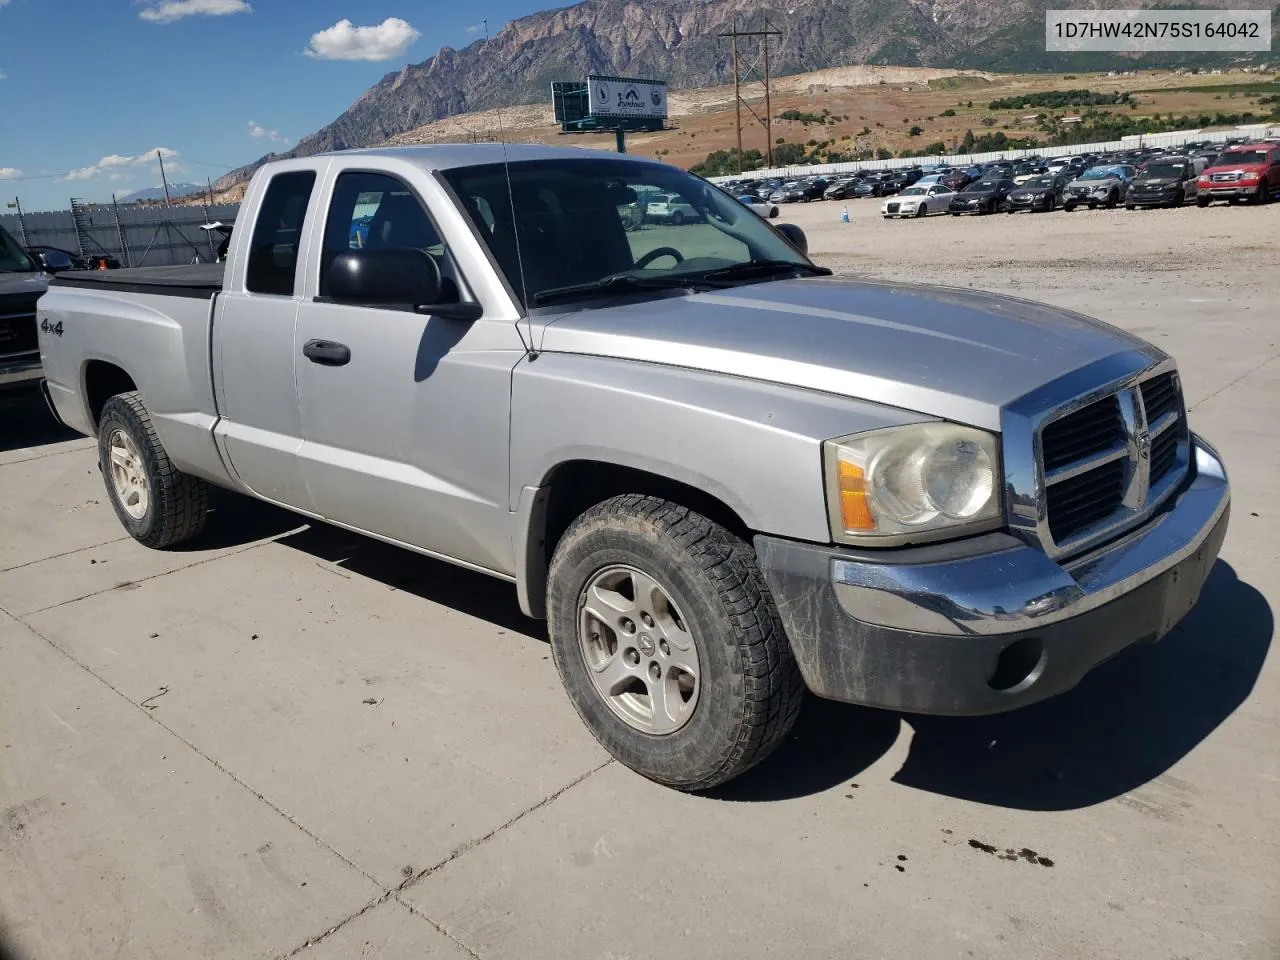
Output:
[
  {"xmin": 37, "ymin": 145, "xmax": 1230, "ymax": 791},
  {"xmin": 1, "ymin": 222, "xmax": 48, "ymax": 392}
]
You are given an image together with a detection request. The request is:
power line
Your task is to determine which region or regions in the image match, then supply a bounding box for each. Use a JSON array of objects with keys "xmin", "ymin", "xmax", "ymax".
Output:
[{"xmin": 717, "ymin": 19, "xmax": 782, "ymax": 172}]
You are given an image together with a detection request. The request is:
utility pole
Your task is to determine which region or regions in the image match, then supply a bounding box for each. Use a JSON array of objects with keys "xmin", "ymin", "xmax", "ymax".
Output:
[
  {"xmin": 157, "ymin": 149, "xmax": 172, "ymax": 208},
  {"xmin": 718, "ymin": 20, "xmax": 782, "ymax": 173},
  {"xmin": 730, "ymin": 17, "xmax": 743, "ymax": 171},
  {"xmin": 6, "ymin": 198, "xmax": 28, "ymax": 245}
]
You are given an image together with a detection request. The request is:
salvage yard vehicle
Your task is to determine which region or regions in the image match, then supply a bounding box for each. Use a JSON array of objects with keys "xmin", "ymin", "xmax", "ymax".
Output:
[
  {"xmin": 1063, "ymin": 165, "xmax": 1137, "ymax": 211},
  {"xmin": 736, "ymin": 194, "xmax": 780, "ymax": 219},
  {"xmin": 1, "ymin": 223, "xmax": 47, "ymax": 392},
  {"xmin": 37, "ymin": 145, "xmax": 1231, "ymax": 792},
  {"xmin": 948, "ymin": 177, "xmax": 1015, "ymax": 215},
  {"xmin": 1195, "ymin": 142, "xmax": 1280, "ymax": 206},
  {"xmin": 1004, "ymin": 173, "xmax": 1068, "ymax": 213},
  {"xmin": 881, "ymin": 183, "xmax": 954, "ymax": 218},
  {"xmin": 1126, "ymin": 158, "xmax": 1199, "ymax": 210}
]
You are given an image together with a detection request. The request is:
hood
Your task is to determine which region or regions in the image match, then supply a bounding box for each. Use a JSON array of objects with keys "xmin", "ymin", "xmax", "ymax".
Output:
[
  {"xmin": 1068, "ymin": 176, "xmax": 1121, "ymax": 188},
  {"xmin": 536, "ymin": 278, "xmax": 1150, "ymax": 432},
  {"xmin": 1134, "ymin": 177, "xmax": 1178, "ymax": 187},
  {"xmin": 0, "ymin": 271, "xmax": 48, "ymax": 297}
]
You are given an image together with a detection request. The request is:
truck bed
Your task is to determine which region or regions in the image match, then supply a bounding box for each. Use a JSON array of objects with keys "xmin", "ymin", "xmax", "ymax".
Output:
[{"xmin": 49, "ymin": 263, "xmax": 223, "ymax": 299}]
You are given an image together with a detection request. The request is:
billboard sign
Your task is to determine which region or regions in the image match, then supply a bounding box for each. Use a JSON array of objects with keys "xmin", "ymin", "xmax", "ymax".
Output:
[{"xmin": 587, "ymin": 75, "xmax": 668, "ymax": 120}]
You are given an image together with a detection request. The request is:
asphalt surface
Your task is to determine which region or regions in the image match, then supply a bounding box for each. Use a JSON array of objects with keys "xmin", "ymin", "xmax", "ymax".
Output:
[{"xmin": 2, "ymin": 197, "xmax": 1278, "ymax": 960}]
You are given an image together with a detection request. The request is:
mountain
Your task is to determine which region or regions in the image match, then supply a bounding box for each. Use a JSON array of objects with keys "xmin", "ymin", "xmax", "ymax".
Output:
[
  {"xmin": 215, "ymin": 0, "xmax": 1274, "ymax": 188},
  {"xmin": 118, "ymin": 183, "xmax": 204, "ymax": 203}
]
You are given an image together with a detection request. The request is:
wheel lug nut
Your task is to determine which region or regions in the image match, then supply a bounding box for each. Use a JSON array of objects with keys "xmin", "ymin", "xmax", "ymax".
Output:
[
  {"xmin": 659, "ymin": 639, "xmax": 670, "ymax": 656},
  {"xmin": 620, "ymin": 618, "xmax": 636, "ymax": 634},
  {"xmin": 640, "ymin": 612, "xmax": 654, "ymax": 628},
  {"xmin": 649, "ymin": 663, "xmax": 661, "ymax": 682},
  {"xmin": 626, "ymin": 648, "xmax": 640, "ymax": 665}
]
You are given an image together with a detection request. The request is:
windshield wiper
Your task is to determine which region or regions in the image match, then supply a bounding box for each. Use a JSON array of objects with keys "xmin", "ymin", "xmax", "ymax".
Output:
[
  {"xmin": 692, "ymin": 260, "xmax": 833, "ymax": 284},
  {"xmin": 531, "ymin": 273, "xmax": 706, "ymax": 307}
]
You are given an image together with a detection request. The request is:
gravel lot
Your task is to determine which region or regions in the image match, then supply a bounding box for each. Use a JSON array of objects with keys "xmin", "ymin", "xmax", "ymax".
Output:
[{"xmin": 2, "ymin": 199, "xmax": 1277, "ymax": 960}]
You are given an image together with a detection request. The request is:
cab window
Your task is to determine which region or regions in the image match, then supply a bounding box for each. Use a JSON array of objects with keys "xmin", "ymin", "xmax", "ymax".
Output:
[
  {"xmin": 246, "ymin": 171, "xmax": 316, "ymax": 297},
  {"xmin": 319, "ymin": 171, "xmax": 464, "ymax": 303}
]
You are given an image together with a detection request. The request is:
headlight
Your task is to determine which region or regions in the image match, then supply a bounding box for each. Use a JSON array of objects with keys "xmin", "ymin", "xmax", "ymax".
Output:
[
  {"xmin": 1093, "ymin": 186, "xmax": 1110, "ymax": 194},
  {"xmin": 824, "ymin": 423, "xmax": 1003, "ymax": 546}
]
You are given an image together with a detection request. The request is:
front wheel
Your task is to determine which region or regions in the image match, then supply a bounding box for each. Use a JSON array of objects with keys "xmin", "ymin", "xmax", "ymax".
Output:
[
  {"xmin": 1105, "ymin": 192, "xmax": 1118, "ymax": 209},
  {"xmin": 1125, "ymin": 203, "xmax": 1135, "ymax": 211},
  {"xmin": 546, "ymin": 495, "xmax": 804, "ymax": 791},
  {"xmin": 1063, "ymin": 203, "xmax": 1075, "ymax": 213},
  {"xmin": 915, "ymin": 204, "xmax": 926, "ymax": 218},
  {"xmin": 1196, "ymin": 196, "xmax": 1211, "ymax": 208},
  {"xmin": 1255, "ymin": 184, "xmax": 1270, "ymax": 205},
  {"xmin": 97, "ymin": 392, "xmax": 209, "ymax": 548}
]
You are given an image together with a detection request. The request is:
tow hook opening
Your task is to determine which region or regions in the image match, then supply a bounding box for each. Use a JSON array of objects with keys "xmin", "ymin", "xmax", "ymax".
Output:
[{"xmin": 988, "ymin": 636, "xmax": 1045, "ymax": 692}]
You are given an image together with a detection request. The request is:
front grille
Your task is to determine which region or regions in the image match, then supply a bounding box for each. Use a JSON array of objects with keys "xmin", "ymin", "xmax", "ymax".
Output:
[
  {"xmin": 886, "ymin": 203, "xmax": 900, "ymax": 213},
  {"xmin": 0, "ymin": 292, "xmax": 39, "ymax": 357},
  {"xmin": 1041, "ymin": 395, "xmax": 1123, "ymax": 470},
  {"xmin": 1034, "ymin": 368, "xmax": 1190, "ymax": 554},
  {"xmin": 1140, "ymin": 372, "xmax": 1179, "ymax": 423},
  {"xmin": 1150, "ymin": 429, "xmax": 1179, "ymax": 484},
  {"xmin": 1047, "ymin": 459, "xmax": 1126, "ymax": 543},
  {"xmin": 1211, "ymin": 172, "xmax": 1240, "ymax": 182}
]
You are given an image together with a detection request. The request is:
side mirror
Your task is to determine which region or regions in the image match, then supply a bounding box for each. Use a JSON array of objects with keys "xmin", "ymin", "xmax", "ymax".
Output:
[
  {"xmin": 327, "ymin": 249, "xmax": 440, "ymax": 307},
  {"xmin": 775, "ymin": 222, "xmax": 808, "ymax": 256}
]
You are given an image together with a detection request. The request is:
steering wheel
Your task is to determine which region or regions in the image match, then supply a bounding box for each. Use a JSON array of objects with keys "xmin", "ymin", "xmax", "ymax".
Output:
[{"xmin": 635, "ymin": 247, "xmax": 684, "ymax": 269}]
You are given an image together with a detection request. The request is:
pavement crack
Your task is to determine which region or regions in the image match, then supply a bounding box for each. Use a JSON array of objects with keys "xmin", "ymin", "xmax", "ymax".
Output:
[
  {"xmin": 20, "ymin": 533, "xmax": 300, "ymax": 615},
  {"xmin": 1189, "ymin": 351, "xmax": 1280, "ymax": 413},
  {"xmin": 275, "ymin": 889, "xmax": 397, "ymax": 960},
  {"xmin": 0, "ymin": 536, "xmax": 130, "ymax": 574},
  {"xmin": 400, "ymin": 758, "xmax": 613, "ymax": 892}
]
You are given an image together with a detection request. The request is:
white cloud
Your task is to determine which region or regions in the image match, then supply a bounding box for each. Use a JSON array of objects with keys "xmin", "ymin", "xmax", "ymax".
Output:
[
  {"xmin": 248, "ymin": 120, "xmax": 287, "ymax": 143},
  {"xmin": 59, "ymin": 147, "xmax": 181, "ymax": 183},
  {"xmin": 466, "ymin": 23, "xmax": 483, "ymax": 34},
  {"xmin": 0, "ymin": 71, "xmax": 7, "ymax": 81},
  {"xmin": 305, "ymin": 18, "xmax": 420, "ymax": 61},
  {"xmin": 0, "ymin": 168, "xmax": 22, "ymax": 180},
  {"xmin": 138, "ymin": 0, "xmax": 251, "ymax": 23}
]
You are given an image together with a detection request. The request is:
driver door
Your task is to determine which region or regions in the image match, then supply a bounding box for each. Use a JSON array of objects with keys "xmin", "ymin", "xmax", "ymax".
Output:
[{"xmin": 292, "ymin": 169, "xmax": 526, "ymax": 573}]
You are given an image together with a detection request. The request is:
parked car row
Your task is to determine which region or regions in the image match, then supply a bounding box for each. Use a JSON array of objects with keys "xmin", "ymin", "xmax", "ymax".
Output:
[{"xmin": 721, "ymin": 139, "xmax": 1280, "ymax": 221}]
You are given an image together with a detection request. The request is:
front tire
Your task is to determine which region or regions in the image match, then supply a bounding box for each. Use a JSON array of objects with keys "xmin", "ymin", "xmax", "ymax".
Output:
[
  {"xmin": 547, "ymin": 495, "xmax": 804, "ymax": 791},
  {"xmin": 98, "ymin": 392, "xmax": 209, "ymax": 548},
  {"xmin": 915, "ymin": 204, "xmax": 926, "ymax": 218},
  {"xmin": 1196, "ymin": 196, "xmax": 1211, "ymax": 208}
]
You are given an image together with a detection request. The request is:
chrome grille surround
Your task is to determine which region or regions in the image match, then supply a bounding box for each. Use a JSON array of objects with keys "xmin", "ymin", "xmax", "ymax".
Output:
[{"xmin": 1002, "ymin": 350, "xmax": 1192, "ymax": 561}]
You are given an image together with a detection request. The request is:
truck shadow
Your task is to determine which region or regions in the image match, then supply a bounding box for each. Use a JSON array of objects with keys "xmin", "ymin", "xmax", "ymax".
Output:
[
  {"xmin": 0, "ymin": 390, "xmax": 81, "ymax": 453},
  {"xmin": 712, "ymin": 560, "xmax": 1272, "ymax": 808}
]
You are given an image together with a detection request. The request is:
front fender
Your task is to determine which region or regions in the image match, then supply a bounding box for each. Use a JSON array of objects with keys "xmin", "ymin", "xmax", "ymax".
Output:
[{"xmin": 510, "ymin": 352, "xmax": 934, "ymax": 544}]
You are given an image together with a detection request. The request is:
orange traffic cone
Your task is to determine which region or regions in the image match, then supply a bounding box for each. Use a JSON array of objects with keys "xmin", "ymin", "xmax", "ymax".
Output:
[{"xmin": 97, "ymin": 258, "xmax": 107, "ymax": 270}]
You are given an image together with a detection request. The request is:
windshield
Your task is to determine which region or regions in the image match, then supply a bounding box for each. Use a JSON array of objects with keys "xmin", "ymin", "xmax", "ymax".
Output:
[
  {"xmin": 963, "ymin": 180, "xmax": 999, "ymax": 192},
  {"xmin": 1218, "ymin": 149, "xmax": 1270, "ymax": 166},
  {"xmin": 1080, "ymin": 166, "xmax": 1121, "ymax": 180},
  {"xmin": 440, "ymin": 158, "xmax": 812, "ymax": 308},
  {"xmin": 899, "ymin": 186, "xmax": 927, "ymax": 196},
  {"xmin": 1022, "ymin": 176, "xmax": 1056, "ymax": 189},
  {"xmin": 0, "ymin": 225, "xmax": 37, "ymax": 274},
  {"xmin": 1139, "ymin": 163, "xmax": 1186, "ymax": 179}
]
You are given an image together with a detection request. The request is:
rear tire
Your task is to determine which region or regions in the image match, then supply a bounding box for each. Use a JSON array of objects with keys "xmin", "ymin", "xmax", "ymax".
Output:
[
  {"xmin": 97, "ymin": 392, "xmax": 209, "ymax": 549},
  {"xmin": 670, "ymin": 211, "xmax": 684, "ymax": 226},
  {"xmin": 546, "ymin": 495, "xmax": 804, "ymax": 792}
]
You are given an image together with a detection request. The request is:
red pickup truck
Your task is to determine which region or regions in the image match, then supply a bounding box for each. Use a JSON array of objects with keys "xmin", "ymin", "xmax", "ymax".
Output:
[{"xmin": 1196, "ymin": 141, "xmax": 1280, "ymax": 206}]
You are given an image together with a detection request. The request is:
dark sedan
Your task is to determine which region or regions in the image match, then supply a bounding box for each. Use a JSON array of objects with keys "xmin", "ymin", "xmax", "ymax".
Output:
[
  {"xmin": 939, "ymin": 169, "xmax": 974, "ymax": 191},
  {"xmin": 773, "ymin": 182, "xmax": 808, "ymax": 203},
  {"xmin": 949, "ymin": 178, "xmax": 1015, "ymax": 215},
  {"xmin": 1004, "ymin": 174, "xmax": 1068, "ymax": 213},
  {"xmin": 823, "ymin": 178, "xmax": 862, "ymax": 200},
  {"xmin": 853, "ymin": 174, "xmax": 894, "ymax": 198}
]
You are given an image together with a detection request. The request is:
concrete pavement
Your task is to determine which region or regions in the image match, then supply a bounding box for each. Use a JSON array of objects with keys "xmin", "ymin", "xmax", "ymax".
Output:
[{"xmin": 1, "ymin": 201, "xmax": 1277, "ymax": 958}]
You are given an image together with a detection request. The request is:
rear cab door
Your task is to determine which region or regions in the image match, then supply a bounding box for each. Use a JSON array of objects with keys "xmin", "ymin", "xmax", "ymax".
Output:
[{"xmin": 213, "ymin": 159, "xmax": 329, "ymax": 509}]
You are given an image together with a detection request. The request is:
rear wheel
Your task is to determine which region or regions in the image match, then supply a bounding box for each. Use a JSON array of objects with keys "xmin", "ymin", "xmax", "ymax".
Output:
[
  {"xmin": 547, "ymin": 495, "xmax": 804, "ymax": 791},
  {"xmin": 97, "ymin": 392, "xmax": 209, "ymax": 549},
  {"xmin": 670, "ymin": 211, "xmax": 684, "ymax": 226}
]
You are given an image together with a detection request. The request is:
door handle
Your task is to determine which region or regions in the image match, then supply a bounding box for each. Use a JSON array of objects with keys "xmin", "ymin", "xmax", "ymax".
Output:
[{"xmin": 303, "ymin": 339, "xmax": 351, "ymax": 366}]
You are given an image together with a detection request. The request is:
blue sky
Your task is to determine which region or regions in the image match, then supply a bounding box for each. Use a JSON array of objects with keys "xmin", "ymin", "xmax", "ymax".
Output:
[{"xmin": 0, "ymin": 0, "xmax": 541, "ymax": 211}]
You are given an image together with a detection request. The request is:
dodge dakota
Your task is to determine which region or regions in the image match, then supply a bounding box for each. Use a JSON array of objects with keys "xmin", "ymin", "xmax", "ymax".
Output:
[{"xmin": 37, "ymin": 145, "xmax": 1230, "ymax": 791}]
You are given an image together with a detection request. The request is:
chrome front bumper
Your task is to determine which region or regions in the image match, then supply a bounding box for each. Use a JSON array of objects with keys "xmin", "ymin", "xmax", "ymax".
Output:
[{"xmin": 755, "ymin": 436, "xmax": 1229, "ymax": 715}]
